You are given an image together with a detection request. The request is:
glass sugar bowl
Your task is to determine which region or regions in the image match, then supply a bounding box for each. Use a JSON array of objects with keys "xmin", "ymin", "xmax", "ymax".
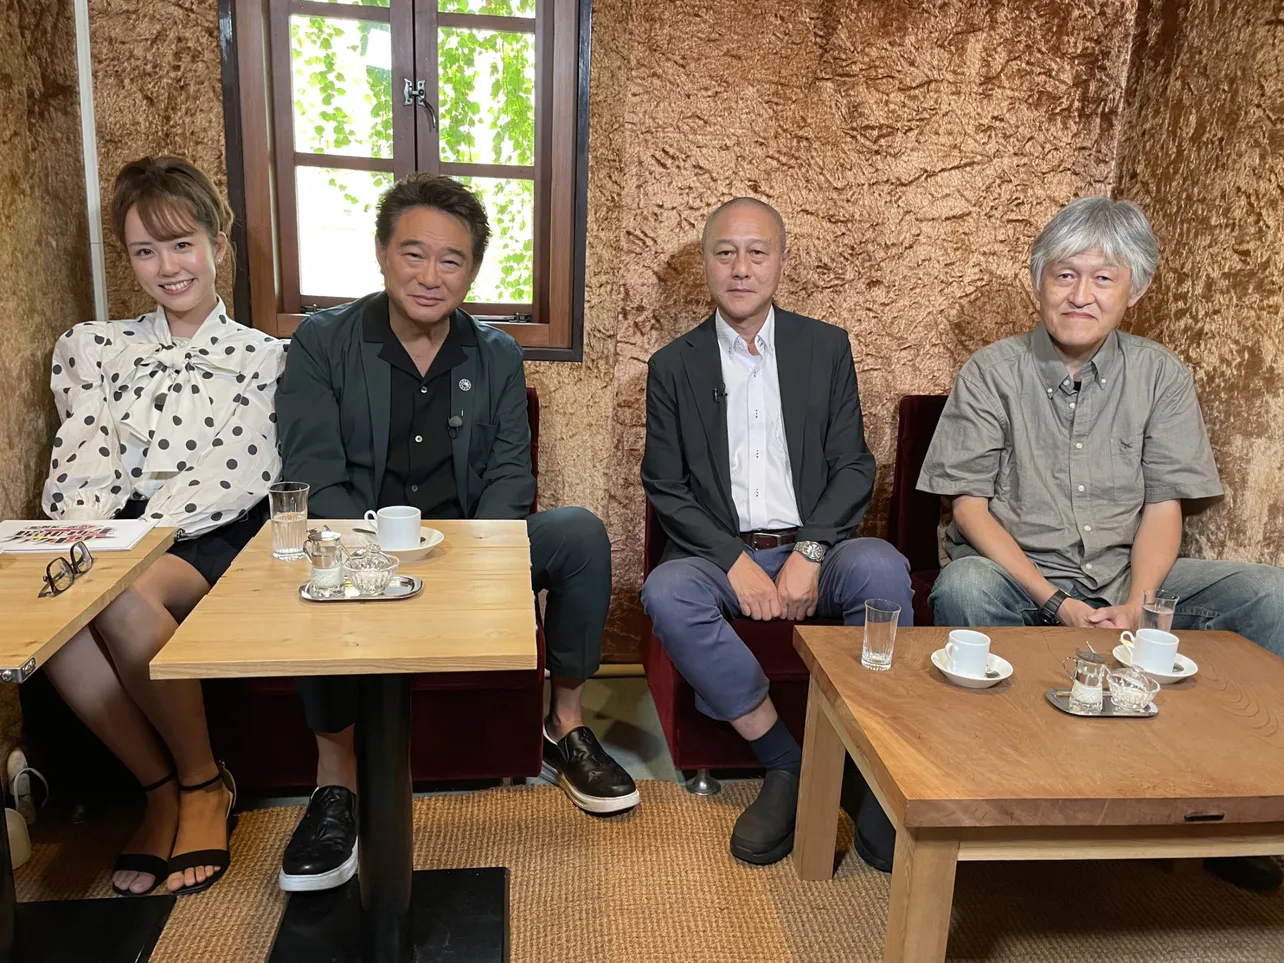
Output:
[
  {"xmin": 1107, "ymin": 664, "xmax": 1161, "ymax": 713},
  {"xmin": 345, "ymin": 547, "xmax": 399, "ymax": 597}
]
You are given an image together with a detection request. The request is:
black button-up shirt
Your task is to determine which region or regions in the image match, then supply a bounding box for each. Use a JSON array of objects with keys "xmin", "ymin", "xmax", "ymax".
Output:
[{"xmin": 371, "ymin": 305, "xmax": 468, "ymax": 518}]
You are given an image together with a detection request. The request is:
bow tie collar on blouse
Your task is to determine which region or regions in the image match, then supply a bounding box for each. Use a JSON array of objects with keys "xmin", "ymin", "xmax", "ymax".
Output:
[{"xmin": 106, "ymin": 302, "xmax": 244, "ymax": 473}]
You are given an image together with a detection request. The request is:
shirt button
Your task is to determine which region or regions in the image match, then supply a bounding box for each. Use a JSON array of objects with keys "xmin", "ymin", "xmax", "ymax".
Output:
[
  {"xmin": 415, "ymin": 435, "xmax": 424, "ymax": 443},
  {"xmin": 1046, "ymin": 388, "xmax": 1053, "ymax": 395},
  {"xmin": 1075, "ymin": 442, "xmax": 1083, "ymax": 449},
  {"xmin": 1077, "ymin": 485, "xmax": 1085, "ymax": 492},
  {"xmin": 1084, "ymin": 563, "xmax": 1093, "ymax": 570},
  {"xmin": 419, "ymin": 386, "xmax": 428, "ymax": 394},
  {"xmin": 1069, "ymin": 402, "xmax": 1076, "ymax": 410},
  {"xmin": 410, "ymin": 485, "xmax": 419, "ymax": 492},
  {"xmin": 1083, "ymin": 525, "xmax": 1092, "ymax": 532}
]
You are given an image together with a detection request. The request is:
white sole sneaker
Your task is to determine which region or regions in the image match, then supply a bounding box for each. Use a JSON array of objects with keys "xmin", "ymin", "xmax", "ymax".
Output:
[
  {"xmin": 278, "ymin": 840, "xmax": 358, "ymax": 892},
  {"xmin": 540, "ymin": 760, "xmax": 641, "ymax": 815}
]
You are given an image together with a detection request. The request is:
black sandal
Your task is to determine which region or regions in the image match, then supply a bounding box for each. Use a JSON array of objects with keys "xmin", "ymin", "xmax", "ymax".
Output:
[
  {"xmin": 112, "ymin": 771, "xmax": 176, "ymax": 897},
  {"xmin": 166, "ymin": 764, "xmax": 237, "ymax": 897}
]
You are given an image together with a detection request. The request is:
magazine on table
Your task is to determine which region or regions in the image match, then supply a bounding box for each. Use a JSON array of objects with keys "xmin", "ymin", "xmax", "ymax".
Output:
[{"xmin": 0, "ymin": 519, "xmax": 158, "ymax": 553}]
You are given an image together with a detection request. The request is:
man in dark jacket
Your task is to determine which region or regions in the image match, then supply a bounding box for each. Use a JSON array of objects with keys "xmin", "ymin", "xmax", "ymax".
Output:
[
  {"xmin": 275, "ymin": 174, "xmax": 637, "ymax": 893},
  {"xmin": 641, "ymin": 198, "xmax": 913, "ymax": 866}
]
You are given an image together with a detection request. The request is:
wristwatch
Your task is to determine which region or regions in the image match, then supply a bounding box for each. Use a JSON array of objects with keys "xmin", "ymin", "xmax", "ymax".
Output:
[
  {"xmin": 793, "ymin": 540, "xmax": 827, "ymax": 564},
  {"xmin": 1036, "ymin": 589, "xmax": 1068, "ymax": 626}
]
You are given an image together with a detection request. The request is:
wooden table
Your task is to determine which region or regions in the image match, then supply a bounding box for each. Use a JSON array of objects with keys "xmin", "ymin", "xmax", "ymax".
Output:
[
  {"xmin": 793, "ymin": 625, "xmax": 1284, "ymax": 963},
  {"xmin": 154, "ymin": 519, "xmax": 537, "ymax": 963},
  {"xmin": 0, "ymin": 527, "xmax": 177, "ymax": 963}
]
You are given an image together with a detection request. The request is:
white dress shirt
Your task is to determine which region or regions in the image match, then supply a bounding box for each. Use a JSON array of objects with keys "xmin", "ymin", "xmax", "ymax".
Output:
[
  {"xmin": 715, "ymin": 307, "xmax": 801, "ymax": 531},
  {"xmin": 42, "ymin": 300, "xmax": 288, "ymax": 538}
]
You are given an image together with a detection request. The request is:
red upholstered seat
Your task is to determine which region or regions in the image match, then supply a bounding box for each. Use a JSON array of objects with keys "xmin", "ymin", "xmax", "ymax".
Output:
[
  {"xmin": 24, "ymin": 388, "xmax": 548, "ymax": 793},
  {"xmin": 889, "ymin": 394, "xmax": 949, "ymax": 627},
  {"xmin": 638, "ymin": 503, "xmax": 840, "ymax": 772}
]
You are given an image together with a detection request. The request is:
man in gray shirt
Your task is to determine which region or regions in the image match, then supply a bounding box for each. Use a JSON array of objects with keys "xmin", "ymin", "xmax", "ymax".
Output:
[{"xmin": 918, "ymin": 196, "xmax": 1284, "ymax": 892}]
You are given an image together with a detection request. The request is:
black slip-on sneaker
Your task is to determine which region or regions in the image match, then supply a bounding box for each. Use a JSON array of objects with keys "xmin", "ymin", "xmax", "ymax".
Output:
[
  {"xmin": 541, "ymin": 726, "xmax": 641, "ymax": 815},
  {"xmin": 279, "ymin": 785, "xmax": 359, "ymax": 892},
  {"xmin": 730, "ymin": 770, "xmax": 799, "ymax": 866}
]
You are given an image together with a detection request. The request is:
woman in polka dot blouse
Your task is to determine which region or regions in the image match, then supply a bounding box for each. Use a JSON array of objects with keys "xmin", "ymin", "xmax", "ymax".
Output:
[{"xmin": 39, "ymin": 157, "xmax": 286, "ymax": 899}]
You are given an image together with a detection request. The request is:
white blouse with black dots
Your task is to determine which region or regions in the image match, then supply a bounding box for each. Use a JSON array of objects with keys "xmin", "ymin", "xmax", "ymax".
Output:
[{"xmin": 42, "ymin": 300, "xmax": 288, "ymax": 539}]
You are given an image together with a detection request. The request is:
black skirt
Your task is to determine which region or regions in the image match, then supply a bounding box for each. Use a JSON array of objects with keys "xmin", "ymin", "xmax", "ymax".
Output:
[{"xmin": 119, "ymin": 498, "xmax": 268, "ymax": 587}]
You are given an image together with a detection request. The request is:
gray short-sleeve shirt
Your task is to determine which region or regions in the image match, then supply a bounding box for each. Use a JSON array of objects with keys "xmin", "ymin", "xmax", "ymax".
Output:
[{"xmin": 917, "ymin": 323, "xmax": 1222, "ymax": 604}]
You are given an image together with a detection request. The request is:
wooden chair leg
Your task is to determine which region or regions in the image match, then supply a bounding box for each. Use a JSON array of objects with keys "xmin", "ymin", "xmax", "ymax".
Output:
[
  {"xmin": 883, "ymin": 829, "xmax": 959, "ymax": 963},
  {"xmin": 794, "ymin": 677, "xmax": 847, "ymax": 880}
]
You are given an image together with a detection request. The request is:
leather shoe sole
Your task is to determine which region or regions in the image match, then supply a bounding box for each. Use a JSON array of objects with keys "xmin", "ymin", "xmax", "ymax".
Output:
[
  {"xmin": 730, "ymin": 829, "xmax": 795, "ymax": 866},
  {"xmin": 279, "ymin": 840, "xmax": 358, "ymax": 893}
]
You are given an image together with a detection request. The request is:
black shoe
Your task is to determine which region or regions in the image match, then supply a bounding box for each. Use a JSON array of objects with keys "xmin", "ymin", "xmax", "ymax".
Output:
[
  {"xmin": 1205, "ymin": 856, "xmax": 1284, "ymax": 894},
  {"xmin": 730, "ymin": 770, "xmax": 798, "ymax": 866},
  {"xmin": 842, "ymin": 756, "xmax": 895, "ymax": 873},
  {"xmin": 542, "ymin": 726, "xmax": 640, "ymax": 815},
  {"xmin": 279, "ymin": 786, "xmax": 358, "ymax": 892}
]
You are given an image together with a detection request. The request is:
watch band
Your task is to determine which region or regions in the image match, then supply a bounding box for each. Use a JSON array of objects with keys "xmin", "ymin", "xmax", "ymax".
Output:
[
  {"xmin": 1039, "ymin": 589, "xmax": 1068, "ymax": 625},
  {"xmin": 793, "ymin": 540, "xmax": 827, "ymax": 563}
]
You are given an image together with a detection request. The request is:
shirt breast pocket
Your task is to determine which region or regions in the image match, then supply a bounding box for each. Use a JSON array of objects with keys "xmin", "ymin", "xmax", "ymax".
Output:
[{"xmin": 1111, "ymin": 434, "xmax": 1145, "ymax": 503}]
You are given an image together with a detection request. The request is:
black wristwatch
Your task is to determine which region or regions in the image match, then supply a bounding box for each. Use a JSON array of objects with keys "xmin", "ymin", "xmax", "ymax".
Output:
[{"xmin": 1036, "ymin": 589, "xmax": 1068, "ymax": 626}]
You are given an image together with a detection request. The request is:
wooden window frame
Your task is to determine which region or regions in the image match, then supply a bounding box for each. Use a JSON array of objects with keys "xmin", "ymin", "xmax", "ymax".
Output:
[{"xmin": 220, "ymin": 0, "xmax": 590, "ymax": 361}]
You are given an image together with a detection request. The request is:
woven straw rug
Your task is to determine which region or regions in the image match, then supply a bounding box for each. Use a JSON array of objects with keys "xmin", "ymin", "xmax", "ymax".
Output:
[{"xmin": 15, "ymin": 780, "xmax": 1284, "ymax": 962}]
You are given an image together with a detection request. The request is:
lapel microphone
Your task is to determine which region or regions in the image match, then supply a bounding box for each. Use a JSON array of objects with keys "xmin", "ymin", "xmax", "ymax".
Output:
[
  {"xmin": 712, "ymin": 386, "xmax": 725, "ymax": 404},
  {"xmin": 447, "ymin": 415, "xmax": 463, "ymax": 439}
]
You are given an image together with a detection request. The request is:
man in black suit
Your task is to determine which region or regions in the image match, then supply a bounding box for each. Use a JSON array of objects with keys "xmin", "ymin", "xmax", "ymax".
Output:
[
  {"xmin": 641, "ymin": 198, "xmax": 913, "ymax": 866},
  {"xmin": 275, "ymin": 175, "xmax": 638, "ymax": 894}
]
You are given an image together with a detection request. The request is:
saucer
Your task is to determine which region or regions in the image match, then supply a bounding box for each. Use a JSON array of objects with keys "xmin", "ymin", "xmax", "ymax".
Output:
[
  {"xmin": 1113, "ymin": 644, "xmax": 1198, "ymax": 684},
  {"xmin": 361, "ymin": 527, "xmax": 444, "ymax": 563},
  {"xmin": 931, "ymin": 649, "xmax": 1013, "ymax": 689}
]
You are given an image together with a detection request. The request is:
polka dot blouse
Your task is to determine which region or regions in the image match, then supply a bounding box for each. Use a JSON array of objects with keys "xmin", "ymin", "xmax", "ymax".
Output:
[{"xmin": 42, "ymin": 300, "xmax": 288, "ymax": 539}]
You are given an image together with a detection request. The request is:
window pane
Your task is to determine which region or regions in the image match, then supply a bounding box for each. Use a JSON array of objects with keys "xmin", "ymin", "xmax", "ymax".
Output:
[
  {"xmin": 438, "ymin": 0, "xmax": 535, "ymax": 15},
  {"xmin": 313, "ymin": 0, "xmax": 390, "ymax": 7},
  {"xmin": 291, "ymin": 15, "xmax": 394, "ymax": 159},
  {"xmin": 460, "ymin": 177, "xmax": 534, "ymax": 305},
  {"xmin": 296, "ymin": 167, "xmax": 388, "ymax": 298},
  {"xmin": 438, "ymin": 27, "xmax": 535, "ymax": 166}
]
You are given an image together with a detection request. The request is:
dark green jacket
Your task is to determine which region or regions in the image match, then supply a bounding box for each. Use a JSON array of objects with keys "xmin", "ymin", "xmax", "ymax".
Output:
[{"xmin": 275, "ymin": 293, "xmax": 534, "ymax": 520}]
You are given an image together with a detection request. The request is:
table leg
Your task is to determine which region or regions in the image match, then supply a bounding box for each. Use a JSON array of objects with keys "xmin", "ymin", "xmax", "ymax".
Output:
[
  {"xmin": 795, "ymin": 678, "xmax": 848, "ymax": 880},
  {"xmin": 357, "ymin": 674, "xmax": 414, "ymax": 963},
  {"xmin": 882, "ymin": 830, "xmax": 958, "ymax": 963}
]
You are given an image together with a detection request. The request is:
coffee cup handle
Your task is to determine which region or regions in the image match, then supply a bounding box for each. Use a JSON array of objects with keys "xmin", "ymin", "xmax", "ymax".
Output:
[
  {"xmin": 363, "ymin": 509, "xmax": 378, "ymax": 524},
  {"xmin": 945, "ymin": 641, "xmax": 958, "ymax": 667},
  {"xmin": 1119, "ymin": 631, "xmax": 1136, "ymax": 649}
]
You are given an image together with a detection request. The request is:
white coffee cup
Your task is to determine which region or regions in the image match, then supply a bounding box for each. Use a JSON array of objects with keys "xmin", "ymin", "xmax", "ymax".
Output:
[
  {"xmin": 1121, "ymin": 628, "xmax": 1179, "ymax": 674},
  {"xmin": 945, "ymin": 629, "xmax": 991, "ymax": 678},
  {"xmin": 363, "ymin": 506, "xmax": 422, "ymax": 551}
]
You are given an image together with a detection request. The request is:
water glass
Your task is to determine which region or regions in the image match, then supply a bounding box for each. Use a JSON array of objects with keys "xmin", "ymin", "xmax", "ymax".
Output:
[
  {"xmin": 860, "ymin": 599, "xmax": 902, "ymax": 671},
  {"xmin": 269, "ymin": 482, "xmax": 309, "ymax": 560},
  {"xmin": 1140, "ymin": 588, "xmax": 1178, "ymax": 632}
]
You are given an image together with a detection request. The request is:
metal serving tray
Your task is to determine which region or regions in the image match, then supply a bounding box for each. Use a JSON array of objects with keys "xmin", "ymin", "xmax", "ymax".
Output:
[
  {"xmin": 298, "ymin": 575, "xmax": 423, "ymax": 603},
  {"xmin": 1045, "ymin": 687, "xmax": 1157, "ymax": 718}
]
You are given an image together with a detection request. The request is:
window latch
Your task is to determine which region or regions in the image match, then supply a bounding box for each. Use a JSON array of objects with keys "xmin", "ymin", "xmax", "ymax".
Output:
[{"xmin": 402, "ymin": 79, "xmax": 439, "ymax": 131}]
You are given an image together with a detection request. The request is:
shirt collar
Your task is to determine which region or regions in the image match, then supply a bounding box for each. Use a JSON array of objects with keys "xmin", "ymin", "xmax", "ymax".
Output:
[
  {"xmin": 714, "ymin": 305, "xmax": 776, "ymax": 357},
  {"xmin": 1031, "ymin": 321, "xmax": 1121, "ymax": 390}
]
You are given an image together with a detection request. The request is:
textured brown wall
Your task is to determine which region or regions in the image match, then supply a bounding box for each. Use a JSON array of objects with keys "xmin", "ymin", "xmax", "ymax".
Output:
[
  {"xmin": 89, "ymin": 0, "xmax": 233, "ymax": 318},
  {"xmin": 0, "ymin": 0, "xmax": 92, "ymax": 759},
  {"xmin": 530, "ymin": 0, "xmax": 1138, "ymax": 657},
  {"xmin": 1115, "ymin": 0, "xmax": 1284, "ymax": 568}
]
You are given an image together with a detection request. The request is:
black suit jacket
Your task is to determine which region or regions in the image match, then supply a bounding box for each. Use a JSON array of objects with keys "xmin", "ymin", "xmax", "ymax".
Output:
[
  {"xmin": 641, "ymin": 308, "xmax": 876, "ymax": 571},
  {"xmin": 275, "ymin": 293, "xmax": 534, "ymax": 521}
]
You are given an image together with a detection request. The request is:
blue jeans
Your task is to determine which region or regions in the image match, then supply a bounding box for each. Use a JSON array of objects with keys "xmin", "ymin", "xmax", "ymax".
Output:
[
  {"xmin": 929, "ymin": 555, "xmax": 1284, "ymax": 658},
  {"xmin": 641, "ymin": 538, "xmax": 914, "ymax": 721}
]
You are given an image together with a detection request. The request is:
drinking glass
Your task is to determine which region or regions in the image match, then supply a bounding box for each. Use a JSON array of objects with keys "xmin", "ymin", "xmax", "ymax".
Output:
[
  {"xmin": 860, "ymin": 599, "xmax": 902, "ymax": 671},
  {"xmin": 269, "ymin": 482, "xmax": 310, "ymax": 560},
  {"xmin": 1140, "ymin": 589, "xmax": 1178, "ymax": 631}
]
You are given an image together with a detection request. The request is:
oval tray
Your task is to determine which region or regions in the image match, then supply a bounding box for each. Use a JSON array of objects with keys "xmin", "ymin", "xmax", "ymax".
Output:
[
  {"xmin": 299, "ymin": 574, "xmax": 423, "ymax": 603},
  {"xmin": 1045, "ymin": 687, "xmax": 1157, "ymax": 718}
]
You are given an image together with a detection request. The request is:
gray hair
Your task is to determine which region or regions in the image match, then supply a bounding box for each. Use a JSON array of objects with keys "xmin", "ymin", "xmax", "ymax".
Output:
[
  {"xmin": 701, "ymin": 197, "xmax": 787, "ymax": 252},
  {"xmin": 1030, "ymin": 196, "xmax": 1159, "ymax": 295}
]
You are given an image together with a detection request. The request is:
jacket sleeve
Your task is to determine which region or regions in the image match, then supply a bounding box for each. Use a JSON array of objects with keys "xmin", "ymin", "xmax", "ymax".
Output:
[
  {"xmin": 474, "ymin": 341, "xmax": 536, "ymax": 520},
  {"xmin": 797, "ymin": 334, "xmax": 876, "ymax": 544},
  {"xmin": 275, "ymin": 320, "xmax": 365, "ymax": 520},
  {"xmin": 641, "ymin": 356, "xmax": 744, "ymax": 572}
]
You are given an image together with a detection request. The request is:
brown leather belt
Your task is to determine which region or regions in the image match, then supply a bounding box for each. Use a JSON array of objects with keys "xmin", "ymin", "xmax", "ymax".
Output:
[{"xmin": 740, "ymin": 528, "xmax": 798, "ymax": 550}]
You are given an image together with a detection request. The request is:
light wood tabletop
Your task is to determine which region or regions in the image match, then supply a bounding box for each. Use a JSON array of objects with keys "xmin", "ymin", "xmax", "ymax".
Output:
[
  {"xmin": 0, "ymin": 527, "xmax": 176, "ymax": 682},
  {"xmin": 151, "ymin": 518, "xmax": 538, "ymax": 680},
  {"xmin": 792, "ymin": 625, "xmax": 1284, "ymax": 963}
]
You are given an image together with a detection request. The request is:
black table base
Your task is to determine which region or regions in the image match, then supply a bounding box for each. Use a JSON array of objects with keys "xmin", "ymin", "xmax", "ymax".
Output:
[
  {"xmin": 267, "ymin": 869, "xmax": 508, "ymax": 963},
  {"xmin": 1, "ymin": 895, "xmax": 174, "ymax": 963}
]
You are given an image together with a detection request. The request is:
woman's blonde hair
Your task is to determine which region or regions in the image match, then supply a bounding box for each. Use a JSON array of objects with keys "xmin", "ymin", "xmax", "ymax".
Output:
[{"xmin": 111, "ymin": 156, "xmax": 235, "ymax": 278}]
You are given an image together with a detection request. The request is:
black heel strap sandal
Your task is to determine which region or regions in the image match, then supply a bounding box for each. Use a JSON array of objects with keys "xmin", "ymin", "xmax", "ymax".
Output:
[
  {"xmin": 167, "ymin": 765, "xmax": 238, "ymax": 897},
  {"xmin": 112, "ymin": 771, "xmax": 177, "ymax": 898}
]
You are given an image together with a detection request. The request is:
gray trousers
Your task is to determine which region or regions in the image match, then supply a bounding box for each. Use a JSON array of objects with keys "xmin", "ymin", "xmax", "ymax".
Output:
[
  {"xmin": 929, "ymin": 555, "xmax": 1284, "ymax": 658},
  {"xmin": 297, "ymin": 506, "xmax": 610, "ymax": 733},
  {"xmin": 641, "ymin": 538, "xmax": 914, "ymax": 721}
]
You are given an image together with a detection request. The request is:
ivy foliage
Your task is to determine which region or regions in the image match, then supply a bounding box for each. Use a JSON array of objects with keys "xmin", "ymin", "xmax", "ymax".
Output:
[{"xmin": 291, "ymin": 0, "xmax": 535, "ymax": 302}]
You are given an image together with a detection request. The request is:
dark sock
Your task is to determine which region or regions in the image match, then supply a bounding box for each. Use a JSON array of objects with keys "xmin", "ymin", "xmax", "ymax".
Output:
[{"xmin": 749, "ymin": 719, "xmax": 802, "ymax": 775}]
